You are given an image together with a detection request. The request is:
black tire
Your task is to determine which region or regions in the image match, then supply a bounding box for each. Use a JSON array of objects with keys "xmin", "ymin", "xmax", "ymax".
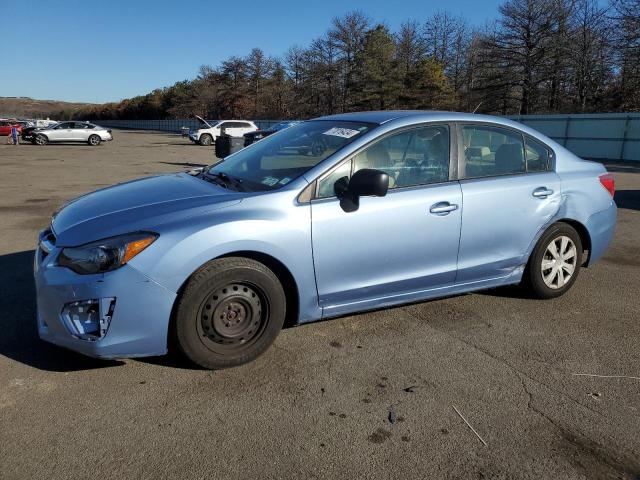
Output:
[
  {"xmin": 88, "ymin": 134, "xmax": 101, "ymax": 146},
  {"xmin": 199, "ymin": 134, "xmax": 213, "ymax": 146},
  {"xmin": 34, "ymin": 134, "xmax": 48, "ymax": 146},
  {"xmin": 524, "ymin": 222, "xmax": 582, "ymax": 299},
  {"xmin": 174, "ymin": 257, "xmax": 286, "ymax": 369}
]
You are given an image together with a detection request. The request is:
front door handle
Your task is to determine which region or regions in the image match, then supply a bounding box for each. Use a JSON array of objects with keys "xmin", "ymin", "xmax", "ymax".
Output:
[
  {"xmin": 532, "ymin": 187, "xmax": 554, "ymax": 198},
  {"xmin": 430, "ymin": 202, "xmax": 458, "ymax": 215}
]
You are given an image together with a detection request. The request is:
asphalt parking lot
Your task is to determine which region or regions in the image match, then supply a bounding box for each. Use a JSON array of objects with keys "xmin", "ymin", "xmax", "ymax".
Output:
[{"xmin": 0, "ymin": 130, "xmax": 639, "ymax": 479}]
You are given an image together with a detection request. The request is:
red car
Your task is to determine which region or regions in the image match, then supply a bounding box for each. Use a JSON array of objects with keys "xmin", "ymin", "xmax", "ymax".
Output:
[{"xmin": 0, "ymin": 120, "xmax": 23, "ymax": 136}]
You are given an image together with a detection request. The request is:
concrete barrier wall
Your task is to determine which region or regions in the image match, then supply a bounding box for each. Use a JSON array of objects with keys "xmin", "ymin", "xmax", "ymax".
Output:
[{"xmin": 93, "ymin": 113, "xmax": 640, "ymax": 162}]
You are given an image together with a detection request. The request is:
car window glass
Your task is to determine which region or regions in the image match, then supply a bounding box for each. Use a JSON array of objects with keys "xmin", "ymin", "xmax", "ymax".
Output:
[
  {"xmin": 461, "ymin": 125, "xmax": 525, "ymax": 178},
  {"xmin": 317, "ymin": 160, "xmax": 352, "ymax": 198},
  {"xmin": 316, "ymin": 125, "xmax": 449, "ymax": 197},
  {"xmin": 208, "ymin": 120, "xmax": 374, "ymax": 192},
  {"xmin": 525, "ymin": 137, "xmax": 550, "ymax": 172}
]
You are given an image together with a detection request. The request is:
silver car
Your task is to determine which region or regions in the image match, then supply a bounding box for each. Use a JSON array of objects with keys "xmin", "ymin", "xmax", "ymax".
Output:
[{"xmin": 33, "ymin": 121, "xmax": 113, "ymax": 146}]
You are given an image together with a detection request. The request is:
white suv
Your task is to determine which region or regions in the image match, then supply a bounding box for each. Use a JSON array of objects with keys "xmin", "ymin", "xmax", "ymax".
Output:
[{"xmin": 189, "ymin": 116, "xmax": 258, "ymax": 146}]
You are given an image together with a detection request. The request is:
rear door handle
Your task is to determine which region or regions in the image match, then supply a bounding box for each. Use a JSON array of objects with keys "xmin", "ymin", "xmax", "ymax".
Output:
[
  {"xmin": 532, "ymin": 187, "xmax": 554, "ymax": 198},
  {"xmin": 430, "ymin": 202, "xmax": 458, "ymax": 215}
]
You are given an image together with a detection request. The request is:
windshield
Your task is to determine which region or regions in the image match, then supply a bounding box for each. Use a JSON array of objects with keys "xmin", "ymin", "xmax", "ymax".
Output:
[
  {"xmin": 206, "ymin": 120, "xmax": 376, "ymax": 191},
  {"xmin": 271, "ymin": 121, "xmax": 299, "ymax": 132}
]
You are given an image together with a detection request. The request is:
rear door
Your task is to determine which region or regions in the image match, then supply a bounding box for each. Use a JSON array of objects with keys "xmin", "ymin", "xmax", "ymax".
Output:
[
  {"xmin": 223, "ymin": 122, "xmax": 246, "ymax": 137},
  {"xmin": 69, "ymin": 122, "xmax": 90, "ymax": 141},
  {"xmin": 456, "ymin": 123, "xmax": 561, "ymax": 284},
  {"xmin": 311, "ymin": 123, "xmax": 462, "ymax": 317}
]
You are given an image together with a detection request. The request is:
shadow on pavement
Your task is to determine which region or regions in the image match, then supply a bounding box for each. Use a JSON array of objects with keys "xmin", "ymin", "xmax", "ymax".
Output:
[
  {"xmin": 0, "ymin": 250, "xmax": 123, "ymax": 372},
  {"xmin": 614, "ymin": 190, "xmax": 640, "ymax": 211}
]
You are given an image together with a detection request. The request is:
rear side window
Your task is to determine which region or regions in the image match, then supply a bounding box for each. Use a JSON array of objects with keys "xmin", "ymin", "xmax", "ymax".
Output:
[
  {"xmin": 461, "ymin": 125, "xmax": 525, "ymax": 179},
  {"xmin": 237, "ymin": 122, "xmax": 252, "ymax": 128},
  {"xmin": 525, "ymin": 136, "xmax": 551, "ymax": 172}
]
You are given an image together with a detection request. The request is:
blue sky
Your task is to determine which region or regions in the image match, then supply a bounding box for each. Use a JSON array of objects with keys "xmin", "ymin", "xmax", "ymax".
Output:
[{"xmin": 2, "ymin": 0, "xmax": 504, "ymax": 103}]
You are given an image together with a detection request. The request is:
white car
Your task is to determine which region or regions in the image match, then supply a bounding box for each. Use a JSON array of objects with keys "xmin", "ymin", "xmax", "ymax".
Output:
[
  {"xmin": 189, "ymin": 116, "xmax": 258, "ymax": 146},
  {"xmin": 33, "ymin": 121, "xmax": 113, "ymax": 146}
]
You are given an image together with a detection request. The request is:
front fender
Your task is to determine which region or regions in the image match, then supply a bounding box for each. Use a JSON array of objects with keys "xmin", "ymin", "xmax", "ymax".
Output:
[{"xmin": 130, "ymin": 202, "xmax": 320, "ymax": 323}]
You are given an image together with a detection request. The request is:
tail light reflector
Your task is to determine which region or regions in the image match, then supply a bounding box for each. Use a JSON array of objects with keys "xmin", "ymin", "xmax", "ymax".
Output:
[{"xmin": 599, "ymin": 173, "xmax": 615, "ymax": 197}]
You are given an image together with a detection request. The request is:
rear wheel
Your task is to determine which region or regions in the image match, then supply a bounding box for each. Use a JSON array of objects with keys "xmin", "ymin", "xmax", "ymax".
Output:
[
  {"xmin": 35, "ymin": 134, "xmax": 48, "ymax": 146},
  {"xmin": 199, "ymin": 134, "xmax": 213, "ymax": 146},
  {"xmin": 88, "ymin": 134, "xmax": 101, "ymax": 146},
  {"xmin": 174, "ymin": 257, "xmax": 286, "ymax": 369},
  {"xmin": 524, "ymin": 223, "xmax": 582, "ymax": 299}
]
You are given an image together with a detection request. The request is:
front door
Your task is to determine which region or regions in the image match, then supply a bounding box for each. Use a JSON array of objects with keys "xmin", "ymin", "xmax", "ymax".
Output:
[
  {"xmin": 311, "ymin": 124, "xmax": 462, "ymax": 317},
  {"xmin": 456, "ymin": 123, "xmax": 561, "ymax": 284}
]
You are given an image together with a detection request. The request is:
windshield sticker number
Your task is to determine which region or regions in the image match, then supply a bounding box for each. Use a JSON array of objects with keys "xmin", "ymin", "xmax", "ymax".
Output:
[
  {"xmin": 261, "ymin": 176, "xmax": 280, "ymax": 187},
  {"xmin": 322, "ymin": 127, "xmax": 360, "ymax": 139}
]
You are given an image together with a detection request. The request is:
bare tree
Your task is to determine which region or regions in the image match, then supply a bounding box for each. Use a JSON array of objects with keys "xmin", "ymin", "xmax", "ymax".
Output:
[{"xmin": 328, "ymin": 11, "xmax": 371, "ymax": 112}]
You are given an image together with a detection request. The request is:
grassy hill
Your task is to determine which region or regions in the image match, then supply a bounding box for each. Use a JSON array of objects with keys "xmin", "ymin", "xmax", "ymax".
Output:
[{"xmin": 0, "ymin": 97, "xmax": 95, "ymax": 119}]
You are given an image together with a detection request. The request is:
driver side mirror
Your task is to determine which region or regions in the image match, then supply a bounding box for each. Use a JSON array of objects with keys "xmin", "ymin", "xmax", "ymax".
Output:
[{"xmin": 337, "ymin": 168, "xmax": 389, "ymax": 213}]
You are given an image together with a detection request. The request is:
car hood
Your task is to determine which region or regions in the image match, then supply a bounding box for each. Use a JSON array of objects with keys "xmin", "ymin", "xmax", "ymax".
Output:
[
  {"xmin": 52, "ymin": 172, "xmax": 243, "ymax": 246},
  {"xmin": 195, "ymin": 115, "xmax": 216, "ymax": 129}
]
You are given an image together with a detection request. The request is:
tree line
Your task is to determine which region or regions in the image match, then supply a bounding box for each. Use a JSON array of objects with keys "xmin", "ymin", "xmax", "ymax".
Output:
[{"xmin": 75, "ymin": 0, "xmax": 640, "ymax": 121}]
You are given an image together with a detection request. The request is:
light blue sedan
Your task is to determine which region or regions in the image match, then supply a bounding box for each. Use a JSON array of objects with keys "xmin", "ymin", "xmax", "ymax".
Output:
[{"xmin": 34, "ymin": 111, "xmax": 617, "ymax": 369}]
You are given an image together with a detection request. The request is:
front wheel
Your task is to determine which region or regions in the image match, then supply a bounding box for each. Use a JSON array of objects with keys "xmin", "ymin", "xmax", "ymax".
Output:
[
  {"xmin": 524, "ymin": 222, "xmax": 582, "ymax": 299},
  {"xmin": 88, "ymin": 134, "xmax": 101, "ymax": 146},
  {"xmin": 35, "ymin": 134, "xmax": 48, "ymax": 146},
  {"xmin": 199, "ymin": 134, "xmax": 213, "ymax": 146},
  {"xmin": 174, "ymin": 257, "xmax": 286, "ymax": 369}
]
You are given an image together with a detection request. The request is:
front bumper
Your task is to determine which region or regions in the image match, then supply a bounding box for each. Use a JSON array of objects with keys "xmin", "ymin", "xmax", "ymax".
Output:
[
  {"xmin": 189, "ymin": 133, "xmax": 198, "ymax": 142},
  {"xmin": 34, "ymin": 236, "xmax": 176, "ymax": 359}
]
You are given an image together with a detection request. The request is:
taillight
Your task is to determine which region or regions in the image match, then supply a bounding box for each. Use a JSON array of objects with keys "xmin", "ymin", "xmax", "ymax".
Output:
[{"xmin": 599, "ymin": 173, "xmax": 615, "ymax": 197}]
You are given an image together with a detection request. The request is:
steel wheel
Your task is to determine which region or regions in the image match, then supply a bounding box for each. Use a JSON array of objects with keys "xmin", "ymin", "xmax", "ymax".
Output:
[
  {"xmin": 174, "ymin": 257, "xmax": 286, "ymax": 369},
  {"xmin": 197, "ymin": 282, "xmax": 267, "ymax": 353},
  {"xmin": 541, "ymin": 235, "xmax": 577, "ymax": 289}
]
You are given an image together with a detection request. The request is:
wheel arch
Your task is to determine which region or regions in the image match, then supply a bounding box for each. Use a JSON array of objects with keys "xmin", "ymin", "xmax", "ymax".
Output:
[
  {"xmin": 555, "ymin": 218, "xmax": 592, "ymax": 266},
  {"xmin": 169, "ymin": 249, "xmax": 301, "ymax": 346}
]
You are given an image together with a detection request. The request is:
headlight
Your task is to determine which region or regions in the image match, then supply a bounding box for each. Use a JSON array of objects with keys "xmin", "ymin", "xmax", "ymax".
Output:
[{"xmin": 57, "ymin": 232, "xmax": 158, "ymax": 275}]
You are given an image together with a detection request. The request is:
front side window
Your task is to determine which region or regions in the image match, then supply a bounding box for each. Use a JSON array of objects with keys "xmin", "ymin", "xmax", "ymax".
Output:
[
  {"xmin": 316, "ymin": 124, "xmax": 449, "ymax": 198},
  {"xmin": 206, "ymin": 120, "xmax": 375, "ymax": 192},
  {"xmin": 461, "ymin": 125, "xmax": 525, "ymax": 178}
]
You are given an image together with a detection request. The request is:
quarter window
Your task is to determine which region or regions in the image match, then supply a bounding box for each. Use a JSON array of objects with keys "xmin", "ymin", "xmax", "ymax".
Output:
[
  {"xmin": 461, "ymin": 125, "xmax": 525, "ymax": 178},
  {"xmin": 316, "ymin": 125, "xmax": 450, "ymax": 198},
  {"xmin": 525, "ymin": 137, "xmax": 551, "ymax": 172}
]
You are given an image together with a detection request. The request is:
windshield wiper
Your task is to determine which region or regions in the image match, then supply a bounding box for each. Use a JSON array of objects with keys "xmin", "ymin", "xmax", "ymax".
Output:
[{"xmin": 202, "ymin": 171, "xmax": 246, "ymax": 191}]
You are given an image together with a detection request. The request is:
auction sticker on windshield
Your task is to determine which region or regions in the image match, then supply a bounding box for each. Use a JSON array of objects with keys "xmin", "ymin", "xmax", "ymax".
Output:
[{"xmin": 322, "ymin": 127, "xmax": 360, "ymax": 139}]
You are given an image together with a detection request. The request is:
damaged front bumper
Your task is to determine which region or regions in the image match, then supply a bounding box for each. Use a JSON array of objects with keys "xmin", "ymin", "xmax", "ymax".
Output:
[{"xmin": 34, "ymin": 232, "xmax": 176, "ymax": 359}]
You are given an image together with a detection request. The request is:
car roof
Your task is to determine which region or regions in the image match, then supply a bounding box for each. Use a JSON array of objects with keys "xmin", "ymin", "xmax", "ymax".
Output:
[
  {"xmin": 315, "ymin": 110, "xmax": 552, "ymax": 137},
  {"xmin": 314, "ymin": 110, "xmax": 523, "ymax": 127}
]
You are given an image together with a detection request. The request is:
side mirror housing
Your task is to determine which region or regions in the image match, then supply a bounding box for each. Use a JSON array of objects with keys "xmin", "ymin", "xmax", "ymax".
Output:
[
  {"xmin": 349, "ymin": 168, "xmax": 389, "ymax": 197},
  {"xmin": 338, "ymin": 168, "xmax": 389, "ymax": 212}
]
